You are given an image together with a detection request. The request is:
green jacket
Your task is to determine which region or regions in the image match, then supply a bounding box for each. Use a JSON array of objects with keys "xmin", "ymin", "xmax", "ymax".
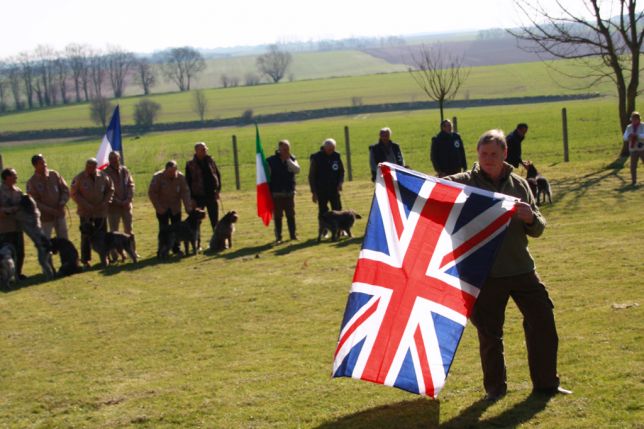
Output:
[{"xmin": 445, "ymin": 162, "xmax": 546, "ymax": 278}]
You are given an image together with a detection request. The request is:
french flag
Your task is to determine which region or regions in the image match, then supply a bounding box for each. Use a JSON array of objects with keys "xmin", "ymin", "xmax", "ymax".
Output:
[{"xmin": 96, "ymin": 105, "xmax": 122, "ymax": 170}]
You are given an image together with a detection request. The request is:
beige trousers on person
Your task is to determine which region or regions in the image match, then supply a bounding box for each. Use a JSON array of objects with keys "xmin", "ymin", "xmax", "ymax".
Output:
[
  {"xmin": 42, "ymin": 216, "xmax": 69, "ymax": 240},
  {"xmin": 108, "ymin": 205, "xmax": 133, "ymax": 234}
]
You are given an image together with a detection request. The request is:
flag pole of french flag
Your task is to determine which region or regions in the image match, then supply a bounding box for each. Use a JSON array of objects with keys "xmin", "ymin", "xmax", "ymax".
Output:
[{"xmin": 96, "ymin": 105, "xmax": 123, "ymax": 170}]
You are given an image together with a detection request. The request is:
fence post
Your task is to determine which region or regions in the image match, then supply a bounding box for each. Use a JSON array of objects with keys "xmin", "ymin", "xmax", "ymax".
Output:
[
  {"xmin": 0, "ymin": 154, "xmax": 3, "ymax": 171},
  {"xmin": 344, "ymin": 125, "xmax": 353, "ymax": 181},
  {"xmin": 562, "ymin": 108, "xmax": 569, "ymax": 162},
  {"xmin": 232, "ymin": 135, "xmax": 241, "ymax": 190},
  {"xmin": 452, "ymin": 116, "xmax": 458, "ymax": 133}
]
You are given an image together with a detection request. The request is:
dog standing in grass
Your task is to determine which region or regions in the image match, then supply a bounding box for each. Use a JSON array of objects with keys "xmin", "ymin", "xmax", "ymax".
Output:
[
  {"xmin": 210, "ymin": 210, "xmax": 238, "ymax": 252},
  {"xmin": 522, "ymin": 160, "xmax": 552, "ymax": 205},
  {"xmin": 0, "ymin": 242, "xmax": 17, "ymax": 289},
  {"xmin": 318, "ymin": 210, "xmax": 362, "ymax": 242}
]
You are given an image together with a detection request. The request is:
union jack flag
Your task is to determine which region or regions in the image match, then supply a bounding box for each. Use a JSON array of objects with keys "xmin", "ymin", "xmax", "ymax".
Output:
[{"xmin": 332, "ymin": 162, "xmax": 517, "ymax": 398}]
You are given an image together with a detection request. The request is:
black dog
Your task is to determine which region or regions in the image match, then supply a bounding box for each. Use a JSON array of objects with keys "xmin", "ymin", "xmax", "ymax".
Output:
[
  {"xmin": 523, "ymin": 161, "xmax": 552, "ymax": 205},
  {"xmin": 49, "ymin": 237, "xmax": 82, "ymax": 277},
  {"xmin": 80, "ymin": 222, "xmax": 138, "ymax": 266},
  {"xmin": 318, "ymin": 210, "xmax": 362, "ymax": 242},
  {"xmin": 210, "ymin": 210, "xmax": 239, "ymax": 252},
  {"xmin": 163, "ymin": 209, "xmax": 206, "ymax": 256}
]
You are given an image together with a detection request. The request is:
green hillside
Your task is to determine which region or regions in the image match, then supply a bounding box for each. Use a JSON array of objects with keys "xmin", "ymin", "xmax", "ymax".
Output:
[{"xmin": 0, "ymin": 59, "xmax": 616, "ymax": 133}]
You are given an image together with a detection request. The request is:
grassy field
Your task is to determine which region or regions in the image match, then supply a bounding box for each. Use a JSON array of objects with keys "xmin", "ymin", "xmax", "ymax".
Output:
[
  {"xmin": 0, "ymin": 59, "xmax": 616, "ymax": 133},
  {"xmin": 0, "ymin": 99, "xmax": 642, "ymax": 427}
]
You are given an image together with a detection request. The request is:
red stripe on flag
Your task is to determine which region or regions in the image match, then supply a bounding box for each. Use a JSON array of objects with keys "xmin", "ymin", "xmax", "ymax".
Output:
[
  {"xmin": 334, "ymin": 298, "xmax": 381, "ymax": 358},
  {"xmin": 439, "ymin": 208, "xmax": 516, "ymax": 269},
  {"xmin": 381, "ymin": 165, "xmax": 404, "ymax": 239},
  {"xmin": 256, "ymin": 182, "xmax": 273, "ymax": 226},
  {"xmin": 414, "ymin": 325, "xmax": 435, "ymax": 398}
]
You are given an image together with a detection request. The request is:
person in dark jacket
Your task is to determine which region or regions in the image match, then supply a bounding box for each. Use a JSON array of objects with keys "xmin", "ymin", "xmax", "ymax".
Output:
[
  {"xmin": 266, "ymin": 140, "xmax": 300, "ymax": 243},
  {"xmin": 430, "ymin": 119, "xmax": 468, "ymax": 177},
  {"xmin": 185, "ymin": 142, "xmax": 221, "ymax": 236},
  {"xmin": 506, "ymin": 123, "xmax": 529, "ymax": 168},
  {"xmin": 369, "ymin": 127, "xmax": 405, "ymax": 181},
  {"xmin": 309, "ymin": 138, "xmax": 345, "ymax": 217}
]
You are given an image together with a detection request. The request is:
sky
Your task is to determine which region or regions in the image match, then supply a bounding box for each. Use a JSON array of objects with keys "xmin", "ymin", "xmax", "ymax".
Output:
[{"xmin": 0, "ymin": 0, "xmax": 597, "ymax": 57}]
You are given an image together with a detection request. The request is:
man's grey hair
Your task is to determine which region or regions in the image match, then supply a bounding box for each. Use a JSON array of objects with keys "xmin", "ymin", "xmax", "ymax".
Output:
[
  {"xmin": 323, "ymin": 138, "xmax": 336, "ymax": 148},
  {"xmin": 278, "ymin": 139, "xmax": 291, "ymax": 149},
  {"xmin": 109, "ymin": 151, "xmax": 120, "ymax": 159},
  {"xmin": 379, "ymin": 127, "xmax": 392, "ymax": 136},
  {"xmin": 477, "ymin": 129, "xmax": 507, "ymax": 150}
]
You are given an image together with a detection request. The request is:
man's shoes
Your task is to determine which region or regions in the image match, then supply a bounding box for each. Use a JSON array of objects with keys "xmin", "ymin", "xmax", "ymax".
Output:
[
  {"xmin": 532, "ymin": 386, "xmax": 573, "ymax": 396},
  {"xmin": 484, "ymin": 391, "xmax": 506, "ymax": 402},
  {"xmin": 81, "ymin": 260, "xmax": 91, "ymax": 268},
  {"xmin": 18, "ymin": 274, "xmax": 27, "ymax": 281}
]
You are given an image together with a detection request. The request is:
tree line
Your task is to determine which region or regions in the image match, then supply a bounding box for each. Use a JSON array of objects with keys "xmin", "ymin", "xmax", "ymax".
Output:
[{"xmin": 0, "ymin": 44, "xmax": 293, "ymax": 114}]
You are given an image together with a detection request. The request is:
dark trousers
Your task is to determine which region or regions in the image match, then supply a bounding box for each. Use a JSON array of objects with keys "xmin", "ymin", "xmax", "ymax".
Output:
[
  {"xmin": 317, "ymin": 191, "xmax": 342, "ymax": 216},
  {"xmin": 470, "ymin": 271, "xmax": 559, "ymax": 396},
  {"xmin": 156, "ymin": 211, "xmax": 182, "ymax": 254},
  {"xmin": 272, "ymin": 194, "xmax": 296, "ymax": 240},
  {"xmin": 79, "ymin": 217, "xmax": 107, "ymax": 263},
  {"xmin": 194, "ymin": 195, "xmax": 218, "ymax": 233},
  {"xmin": 0, "ymin": 231, "xmax": 24, "ymax": 276}
]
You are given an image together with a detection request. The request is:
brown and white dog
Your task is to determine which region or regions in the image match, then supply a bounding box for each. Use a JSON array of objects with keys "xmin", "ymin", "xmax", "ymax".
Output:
[
  {"xmin": 210, "ymin": 210, "xmax": 239, "ymax": 252},
  {"xmin": 318, "ymin": 210, "xmax": 362, "ymax": 242}
]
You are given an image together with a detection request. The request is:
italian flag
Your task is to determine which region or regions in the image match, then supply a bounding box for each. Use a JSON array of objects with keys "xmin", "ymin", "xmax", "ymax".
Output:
[{"xmin": 255, "ymin": 124, "xmax": 273, "ymax": 226}]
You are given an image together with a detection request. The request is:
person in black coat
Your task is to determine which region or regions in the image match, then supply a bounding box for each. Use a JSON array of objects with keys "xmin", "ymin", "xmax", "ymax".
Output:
[
  {"xmin": 266, "ymin": 140, "xmax": 300, "ymax": 243},
  {"xmin": 506, "ymin": 123, "xmax": 529, "ymax": 168},
  {"xmin": 369, "ymin": 127, "xmax": 405, "ymax": 181},
  {"xmin": 309, "ymin": 138, "xmax": 345, "ymax": 217},
  {"xmin": 431, "ymin": 119, "xmax": 468, "ymax": 177}
]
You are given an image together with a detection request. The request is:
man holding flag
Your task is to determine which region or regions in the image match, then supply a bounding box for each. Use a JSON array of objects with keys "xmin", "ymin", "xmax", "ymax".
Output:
[{"xmin": 446, "ymin": 129, "xmax": 570, "ymax": 400}]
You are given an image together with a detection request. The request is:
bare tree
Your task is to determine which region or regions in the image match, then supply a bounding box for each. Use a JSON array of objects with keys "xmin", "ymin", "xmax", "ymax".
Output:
[
  {"xmin": 88, "ymin": 51, "xmax": 107, "ymax": 99},
  {"xmin": 0, "ymin": 61, "xmax": 7, "ymax": 112},
  {"xmin": 106, "ymin": 47, "xmax": 135, "ymax": 98},
  {"xmin": 508, "ymin": 0, "xmax": 642, "ymax": 156},
  {"xmin": 192, "ymin": 89, "xmax": 208, "ymax": 122},
  {"xmin": 89, "ymin": 97, "xmax": 113, "ymax": 127},
  {"xmin": 161, "ymin": 47, "xmax": 205, "ymax": 91},
  {"xmin": 66, "ymin": 44, "xmax": 90, "ymax": 102},
  {"xmin": 256, "ymin": 44, "xmax": 292, "ymax": 83},
  {"xmin": 408, "ymin": 45, "xmax": 470, "ymax": 122},
  {"xmin": 134, "ymin": 98, "xmax": 161, "ymax": 128},
  {"xmin": 4, "ymin": 60, "xmax": 23, "ymax": 110},
  {"xmin": 244, "ymin": 72, "xmax": 261, "ymax": 86},
  {"xmin": 17, "ymin": 52, "xmax": 35, "ymax": 109},
  {"xmin": 134, "ymin": 57, "xmax": 156, "ymax": 95},
  {"xmin": 34, "ymin": 45, "xmax": 58, "ymax": 106},
  {"xmin": 53, "ymin": 54, "xmax": 69, "ymax": 104}
]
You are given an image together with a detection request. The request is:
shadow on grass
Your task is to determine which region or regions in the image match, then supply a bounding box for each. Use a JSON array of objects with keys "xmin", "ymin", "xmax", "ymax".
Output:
[
  {"xmin": 100, "ymin": 255, "xmax": 182, "ymax": 276},
  {"xmin": 207, "ymin": 242, "xmax": 275, "ymax": 260},
  {"xmin": 333, "ymin": 236, "xmax": 363, "ymax": 248},
  {"xmin": 552, "ymin": 157, "xmax": 628, "ymax": 208},
  {"xmin": 315, "ymin": 398, "xmax": 439, "ymax": 429},
  {"xmin": 0, "ymin": 272, "xmax": 51, "ymax": 293},
  {"xmin": 274, "ymin": 238, "xmax": 318, "ymax": 256},
  {"xmin": 441, "ymin": 394, "xmax": 551, "ymax": 428}
]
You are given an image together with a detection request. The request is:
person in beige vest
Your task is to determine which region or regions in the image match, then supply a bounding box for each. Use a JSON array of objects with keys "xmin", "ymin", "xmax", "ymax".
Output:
[
  {"xmin": 148, "ymin": 160, "xmax": 192, "ymax": 256},
  {"xmin": 0, "ymin": 168, "xmax": 26, "ymax": 279},
  {"xmin": 104, "ymin": 151, "xmax": 135, "ymax": 236},
  {"xmin": 26, "ymin": 154, "xmax": 70, "ymax": 240},
  {"xmin": 70, "ymin": 158, "xmax": 114, "ymax": 266}
]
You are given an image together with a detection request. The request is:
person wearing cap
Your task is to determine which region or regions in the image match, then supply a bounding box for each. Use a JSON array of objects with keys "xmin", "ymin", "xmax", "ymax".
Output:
[
  {"xmin": 431, "ymin": 119, "xmax": 468, "ymax": 177},
  {"xmin": 309, "ymin": 138, "xmax": 345, "ymax": 220},
  {"xmin": 369, "ymin": 127, "xmax": 405, "ymax": 182},
  {"xmin": 266, "ymin": 140, "xmax": 300, "ymax": 243},
  {"xmin": 26, "ymin": 154, "xmax": 70, "ymax": 239},
  {"xmin": 70, "ymin": 158, "xmax": 115, "ymax": 266},
  {"xmin": 623, "ymin": 111, "xmax": 644, "ymax": 185},
  {"xmin": 148, "ymin": 160, "xmax": 192, "ymax": 256},
  {"xmin": 0, "ymin": 168, "xmax": 26, "ymax": 279},
  {"xmin": 104, "ymin": 151, "xmax": 136, "ymax": 242},
  {"xmin": 185, "ymin": 142, "xmax": 221, "ymax": 239}
]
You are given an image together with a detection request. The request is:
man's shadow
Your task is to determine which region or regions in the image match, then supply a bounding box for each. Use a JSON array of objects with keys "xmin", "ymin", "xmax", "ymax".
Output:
[{"xmin": 441, "ymin": 393, "xmax": 551, "ymax": 428}]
